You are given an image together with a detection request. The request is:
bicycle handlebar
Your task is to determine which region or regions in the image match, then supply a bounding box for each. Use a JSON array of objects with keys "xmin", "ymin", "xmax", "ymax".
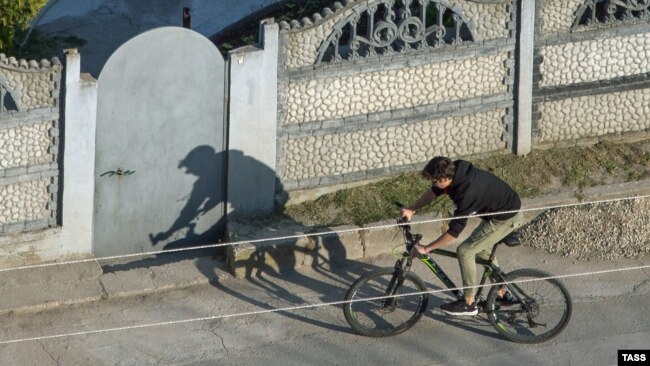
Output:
[
  {"xmin": 394, "ymin": 201, "xmax": 409, "ymax": 224},
  {"xmin": 393, "ymin": 201, "xmax": 424, "ymax": 250}
]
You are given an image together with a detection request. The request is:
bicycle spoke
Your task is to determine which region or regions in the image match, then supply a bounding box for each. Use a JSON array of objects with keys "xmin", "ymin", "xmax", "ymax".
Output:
[{"xmin": 343, "ymin": 268, "xmax": 428, "ymax": 337}]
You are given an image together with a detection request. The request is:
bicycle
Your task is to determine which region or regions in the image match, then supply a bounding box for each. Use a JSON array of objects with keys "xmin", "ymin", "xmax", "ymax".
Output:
[{"xmin": 342, "ymin": 202, "xmax": 572, "ymax": 343}]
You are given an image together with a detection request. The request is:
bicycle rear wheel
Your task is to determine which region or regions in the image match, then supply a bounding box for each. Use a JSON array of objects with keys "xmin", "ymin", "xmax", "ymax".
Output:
[
  {"xmin": 343, "ymin": 268, "xmax": 428, "ymax": 337},
  {"xmin": 486, "ymin": 268, "xmax": 572, "ymax": 343}
]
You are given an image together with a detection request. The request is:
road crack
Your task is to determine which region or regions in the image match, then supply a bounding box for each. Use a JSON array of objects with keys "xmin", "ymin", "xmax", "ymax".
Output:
[
  {"xmin": 633, "ymin": 279, "xmax": 650, "ymax": 293},
  {"xmin": 37, "ymin": 340, "xmax": 59, "ymax": 365},
  {"xmin": 205, "ymin": 322, "xmax": 228, "ymax": 355}
]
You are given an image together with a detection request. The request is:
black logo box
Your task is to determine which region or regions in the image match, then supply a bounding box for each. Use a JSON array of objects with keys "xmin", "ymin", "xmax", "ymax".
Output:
[{"xmin": 618, "ymin": 350, "xmax": 649, "ymax": 365}]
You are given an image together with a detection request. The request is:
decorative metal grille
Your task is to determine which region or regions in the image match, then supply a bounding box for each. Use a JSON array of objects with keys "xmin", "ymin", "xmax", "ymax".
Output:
[
  {"xmin": 316, "ymin": 0, "xmax": 474, "ymax": 65},
  {"xmin": 573, "ymin": 0, "xmax": 650, "ymax": 28},
  {"xmin": 0, "ymin": 84, "xmax": 19, "ymax": 112}
]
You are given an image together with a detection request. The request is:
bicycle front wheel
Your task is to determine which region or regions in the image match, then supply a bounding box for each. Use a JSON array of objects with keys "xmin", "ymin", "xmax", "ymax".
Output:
[
  {"xmin": 486, "ymin": 268, "xmax": 572, "ymax": 343},
  {"xmin": 343, "ymin": 268, "xmax": 428, "ymax": 337}
]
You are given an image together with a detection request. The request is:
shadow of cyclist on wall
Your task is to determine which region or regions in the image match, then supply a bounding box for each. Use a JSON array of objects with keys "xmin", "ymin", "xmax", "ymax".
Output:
[
  {"xmin": 102, "ymin": 145, "xmax": 226, "ymax": 273},
  {"xmin": 149, "ymin": 145, "xmax": 225, "ymax": 253}
]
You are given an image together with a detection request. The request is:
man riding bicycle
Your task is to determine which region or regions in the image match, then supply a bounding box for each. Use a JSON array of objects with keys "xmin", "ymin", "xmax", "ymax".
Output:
[{"xmin": 401, "ymin": 156, "xmax": 524, "ymax": 316}]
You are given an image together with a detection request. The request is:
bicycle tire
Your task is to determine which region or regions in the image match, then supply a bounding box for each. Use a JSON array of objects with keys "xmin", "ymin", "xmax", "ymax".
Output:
[
  {"xmin": 343, "ymin": 268, "xmax": 429, "ymax": 337},
  {"xmin": 486, "ymin": 268, "xmax": 572, "ymax": 343}
]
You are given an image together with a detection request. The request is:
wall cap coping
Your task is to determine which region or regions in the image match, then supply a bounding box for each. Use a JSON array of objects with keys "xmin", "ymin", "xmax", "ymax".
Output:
[
  {"xmin": 278, "ymin": 0, "xmax": 355, "ymax": 32},
  {"xmin": 0, "ymin": 53, "xmax": 62, "ymax": 72},
  {"xmin": 277, "ymin": 0, "xmax": 508, "ymax": 33}
]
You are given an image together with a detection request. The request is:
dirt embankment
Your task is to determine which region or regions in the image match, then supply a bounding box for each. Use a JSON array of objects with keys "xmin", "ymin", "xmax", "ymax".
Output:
[{"xmin": 520, "ymin": 198, "xmax": 650, "ymax": 261}]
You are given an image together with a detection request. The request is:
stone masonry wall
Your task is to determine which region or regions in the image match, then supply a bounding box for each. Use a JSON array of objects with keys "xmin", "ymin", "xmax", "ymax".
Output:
[
  {"xmin": 538, "ymin": 88, "xmax": 650, "ymax": 143},
  {"xmin": 282, "ymin": 107, "xmax": 507, "ymax": 181},
  {"xmin": 540, "ymin": 32, "xmax": 650, "ymax": 88},
  {"xmin": 282, "ymin": 52, "xmax": 508, "ymax": 124},
  {"xmin": 538, "ymin": 0, "xmax": 584, "ymax": 35},
  {"xmin": 0, "ymin": 54, "xmax": 61, "ymax": 234},
  {"xmin": 277, "ymin": 0, "xmax": 516, "ymax": 191},
  {"xmin": 533, "ymin": 0, "xmax": 650, "ymax": 147}
]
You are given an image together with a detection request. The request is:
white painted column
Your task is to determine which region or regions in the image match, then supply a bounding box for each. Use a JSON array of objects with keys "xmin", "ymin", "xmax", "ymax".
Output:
[
  {"xmin": 227, "ymin": 20, "xmax": 279, "ymax": 215},
  {"xmin": 516, "ymin": 0, "xmax": 535, "ymax": 156},
  {"xmin": 59, "ymin": 49, "xmax": 97, "ymax": 256}
]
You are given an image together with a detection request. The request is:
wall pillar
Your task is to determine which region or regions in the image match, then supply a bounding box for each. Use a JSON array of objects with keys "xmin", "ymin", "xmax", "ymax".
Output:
[
  {"xmin": 516, "ymin": 0, "xmax": 535, "ymax": 155},
  {"xmin": 227, "ymin": 20, "xmax": 279, "ymax": 215},
  {"xmin": 60, "ymin": 49, "xmax": 97, "ymax": 256}
]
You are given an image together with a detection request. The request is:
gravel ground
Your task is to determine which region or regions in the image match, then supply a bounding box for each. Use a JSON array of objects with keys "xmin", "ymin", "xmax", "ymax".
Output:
[{"xmin": 520, "ymin": 197, "xmax": 650, "ymax": 261}]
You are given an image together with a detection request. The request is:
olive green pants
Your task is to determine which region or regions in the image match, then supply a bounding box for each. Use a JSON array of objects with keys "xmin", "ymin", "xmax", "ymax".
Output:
[{"xmin": 457, "ymin": 212, "xmax": 524, "ymax": 298}]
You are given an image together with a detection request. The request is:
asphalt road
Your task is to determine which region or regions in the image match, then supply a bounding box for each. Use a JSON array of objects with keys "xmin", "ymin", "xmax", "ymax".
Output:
[{"xmin": 1, "ymin": 253, "xmax": 648, "ymax": 365}]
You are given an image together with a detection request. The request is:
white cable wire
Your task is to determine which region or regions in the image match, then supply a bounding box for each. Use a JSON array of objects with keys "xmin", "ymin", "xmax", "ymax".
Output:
[
  {"xmin": 2, "ymin": 193, "xmax": 646, "ymax": 345},
  {"xmin": 1, "ymin": 262, "xmax": 648, "ymax": 346},
  {"xmin": 1, "ymin": 194, "xmax": 649, "ymax": 274}
]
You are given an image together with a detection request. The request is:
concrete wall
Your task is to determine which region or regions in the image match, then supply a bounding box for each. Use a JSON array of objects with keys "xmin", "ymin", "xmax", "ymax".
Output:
[
  {"xmin": 0, "ymin": 50, "xmax": 97, "ymax": 266},
  {"xmin": 533, "ymin": 0, "xmax": 650, "ymax": 147},
  {"xmin": 227, "ymin": 20, "xmax": 279, "ymax": 215},
  {"xmin": 275, "ymin": 0, "xmax": 517, "ymax": 195},
  {"xmin": 4, "ymin": 0, "xmax": 650, "ymax": 265},
  {"xmin": 229, "ymin": 0, "xmax": 650, "ymax": 205},
  {"xmin": 0, "ymin": 54, "xmax": 61, "ymax": 235}
]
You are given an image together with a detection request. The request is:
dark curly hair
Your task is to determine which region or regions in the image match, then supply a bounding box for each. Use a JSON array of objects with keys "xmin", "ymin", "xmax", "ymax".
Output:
[{"xmin": 421, "ymin": 156, "xmax": 456, "ymax": 181}]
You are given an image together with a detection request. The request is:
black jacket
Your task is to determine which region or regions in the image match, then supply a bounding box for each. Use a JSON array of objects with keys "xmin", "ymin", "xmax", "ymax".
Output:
[{"xmin": 431, "ymin": 160, "xmax": 521, "ymax": 238}]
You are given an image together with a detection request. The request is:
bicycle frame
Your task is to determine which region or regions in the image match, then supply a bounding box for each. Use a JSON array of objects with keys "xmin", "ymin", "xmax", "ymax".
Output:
[
  {"xmin": 396, "ymin": 219, "xmax": 514, "ymax": 307},
  {"xmin": 423, "ymin": 250, "xmax": 494, "ymax": 300}
]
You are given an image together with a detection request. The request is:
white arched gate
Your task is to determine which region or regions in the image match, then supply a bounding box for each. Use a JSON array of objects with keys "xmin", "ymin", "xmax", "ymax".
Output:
[{"xmin": 94, "ymin": 27, "xmax": 226, "ymax": 257}]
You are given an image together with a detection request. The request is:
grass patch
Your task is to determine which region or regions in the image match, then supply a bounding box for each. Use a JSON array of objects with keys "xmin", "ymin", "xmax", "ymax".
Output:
[
  {"xmin": 284, "ymin": 172, "xmax": 455, "ymax": 227},
  {"xmin": 283, "ymin": 140, "xmax": 650, "ymax": 227}
]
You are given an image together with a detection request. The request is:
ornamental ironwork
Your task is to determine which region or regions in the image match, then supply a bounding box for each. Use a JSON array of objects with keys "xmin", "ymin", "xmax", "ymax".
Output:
[
  {"xmin": 316, "ymin": 0, "xmax": 475, "ymax": 65},
  {"xmin": 573, "ymin": 0, "xmax": 650, "ymax": 28},
  {"xmin": 0, "ymin": 83, "xmax": 19, "ymax": 113}
]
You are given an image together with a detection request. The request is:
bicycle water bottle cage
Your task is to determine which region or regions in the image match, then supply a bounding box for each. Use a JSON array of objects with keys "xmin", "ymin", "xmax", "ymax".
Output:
[{"xmin": 503, "ymin": 231, "xmax": 521, "ymax": 247}]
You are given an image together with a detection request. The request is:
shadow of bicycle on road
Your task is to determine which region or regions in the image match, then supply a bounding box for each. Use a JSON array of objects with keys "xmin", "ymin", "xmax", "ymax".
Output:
[
  {"xmin": 427, "ymin": 311, "xmax": 503, "ymax": 341},
  {"xmin": 197, "ymin": 225, "xmax": 386, "ymax": 334}
]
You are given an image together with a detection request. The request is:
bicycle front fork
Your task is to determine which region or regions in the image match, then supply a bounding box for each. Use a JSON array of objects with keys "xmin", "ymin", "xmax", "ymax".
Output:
[{"xmin": 383, "ymin": 258, "xmax": 413, "ymax": 307}]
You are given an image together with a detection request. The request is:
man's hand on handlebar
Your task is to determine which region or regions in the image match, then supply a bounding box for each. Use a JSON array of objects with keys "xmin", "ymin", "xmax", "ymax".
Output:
[{"xmin": 400, "ymin": 207, "xmax": 416, "ymax": 221}]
